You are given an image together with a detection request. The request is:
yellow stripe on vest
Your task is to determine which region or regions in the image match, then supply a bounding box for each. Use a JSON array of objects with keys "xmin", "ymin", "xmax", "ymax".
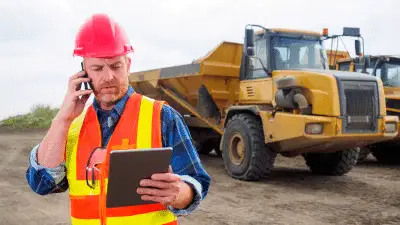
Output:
[
  {"xmin": 136, "ymin": 96, "xmax": 154, "ymax": 149},
  {"xmin": 69, "ymin": 179, "xmax": 110, "ymax": 196},
  {"xmin": 71, "ymin": 209, "xmax": 176, "ymax": 225},
  {"xmin": 66, "ymin": 107, "xmax": 89, "ymax": 181}
]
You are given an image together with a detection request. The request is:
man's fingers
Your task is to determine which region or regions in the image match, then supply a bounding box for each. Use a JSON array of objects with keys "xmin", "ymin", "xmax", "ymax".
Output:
[
  {"xmin": 79, "ymin": 93, "xmax": 91, "ymax": 103},
  {"xmin": 68, "ymin": 71, "xmax": 87, "ymax": 82},
  {"xmin": 137, "ymin": 187, "xmax": 174, "ymax": 197},
  {"xmin": 70, "ymin": 77, "xmax": 92, "ymax": 91},
  {"xmin": 140, "ymin": 195, "xmax": 175, "ymax": 205},
  {"xmin": 151, "ymin": 173, "xmax": 181, "ymax": 182},
  {"xmin": 140, "ymin": 179, "xmax": 179, "ymax": 189},
  {"xmin": 71, "ymin": 77, "xmax": 91, "ymax": 85},
  {"xmin": 73, "ymin": 90, "xmax": 93, "ymax": 98},
  {"xmin": 139, "ymin": 179, "xmax": 173, "ymax": 189}
]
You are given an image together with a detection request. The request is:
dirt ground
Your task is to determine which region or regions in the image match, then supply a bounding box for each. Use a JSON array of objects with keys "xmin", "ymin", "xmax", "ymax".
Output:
[{"xmin": 1, "ymin": 129, "xmax": 399, "ymax": 225}]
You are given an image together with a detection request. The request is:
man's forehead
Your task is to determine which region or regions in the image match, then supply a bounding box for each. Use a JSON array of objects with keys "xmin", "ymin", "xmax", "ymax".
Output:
[{"xmin": 84, "ymin": 56, "xmax": 125, "ymax": 65}]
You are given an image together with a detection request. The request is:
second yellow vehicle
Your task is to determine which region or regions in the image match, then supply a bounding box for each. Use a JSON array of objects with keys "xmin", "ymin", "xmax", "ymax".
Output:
[
  {"xmin": 129, "ymin": 25, "xmax": 398, "ymax": 180},
  {"xmin": 333, "ymin": 54, "xmax": 400, "ymax": 163},
  {"xmin": 326, "ymin": 27, "xmax": 400, "ymax": 164}
]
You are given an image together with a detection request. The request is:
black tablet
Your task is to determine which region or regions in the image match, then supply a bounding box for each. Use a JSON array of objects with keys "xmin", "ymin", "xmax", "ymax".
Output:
[{"xmin": 106, "ymin": 147, "xmax": 173, "ymax": 208}]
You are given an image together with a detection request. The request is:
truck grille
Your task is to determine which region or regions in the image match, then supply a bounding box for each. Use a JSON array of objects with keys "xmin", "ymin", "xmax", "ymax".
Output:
[{"xmin": 339, "ymin": 81, "xmax": 379, "ymax": 133}]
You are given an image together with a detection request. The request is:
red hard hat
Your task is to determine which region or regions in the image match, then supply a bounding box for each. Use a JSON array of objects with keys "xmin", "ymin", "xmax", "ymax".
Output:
[{"xmin": 73, "ymin": 14, "xmax": 134, "ymax": 58}]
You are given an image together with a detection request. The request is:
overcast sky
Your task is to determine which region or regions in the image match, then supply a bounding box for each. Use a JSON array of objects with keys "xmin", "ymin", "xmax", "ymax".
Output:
[{"xmin": 0, "ymin": 0, "xmax": 399, "ymax": 120}]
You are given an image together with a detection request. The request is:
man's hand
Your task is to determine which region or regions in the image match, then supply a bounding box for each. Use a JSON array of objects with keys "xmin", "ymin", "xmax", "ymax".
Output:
[
  {"xmin": 137, "ymin": 166, "xmax": 194, "ymax": 209},
  {"xmin": 56, "ymin": 71, "xmax": 93, "ymax": 123}
]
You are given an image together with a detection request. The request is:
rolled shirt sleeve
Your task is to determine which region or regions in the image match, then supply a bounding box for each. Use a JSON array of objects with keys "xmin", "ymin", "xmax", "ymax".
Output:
[{"xmin": 26, "ymin": 144, "xmax": 68, "ymax": 195}]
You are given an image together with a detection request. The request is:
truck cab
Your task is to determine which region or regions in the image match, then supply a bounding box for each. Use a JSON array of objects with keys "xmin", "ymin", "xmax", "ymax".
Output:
[{"xmin": 241, "ymin": 27, "xmax": 329, "ymax": 80}]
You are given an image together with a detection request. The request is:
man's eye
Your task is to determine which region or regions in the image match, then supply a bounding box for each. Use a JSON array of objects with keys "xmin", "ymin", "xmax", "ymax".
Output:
[
  {"xmin": 111, "ymin": 66, "xmax": 121, "ymax": 70},
  {"xmin": 93, "ymin": 68, "xmax": 102, "ymax": 71}
]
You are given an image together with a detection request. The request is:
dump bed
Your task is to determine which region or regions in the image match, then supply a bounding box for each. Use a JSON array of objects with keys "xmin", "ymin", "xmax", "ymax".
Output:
[
  {"xmin": 129, "ymin": 42, "xmax": 243, "ymax": 133},
  {"xmin": 326, "ymin": 50, "xmax": 350, "ymax": 68}
]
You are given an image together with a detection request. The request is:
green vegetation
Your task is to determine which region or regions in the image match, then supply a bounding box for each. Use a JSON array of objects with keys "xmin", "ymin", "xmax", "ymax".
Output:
[{"xmin": 0, "ymin": 104, "xmax": 59, "ymax": 130}]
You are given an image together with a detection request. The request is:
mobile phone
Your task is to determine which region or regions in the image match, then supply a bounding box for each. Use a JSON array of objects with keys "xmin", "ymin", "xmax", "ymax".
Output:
[{"xmin": 81, "ymin": 62, "xmax": 93, "ymax": 90}]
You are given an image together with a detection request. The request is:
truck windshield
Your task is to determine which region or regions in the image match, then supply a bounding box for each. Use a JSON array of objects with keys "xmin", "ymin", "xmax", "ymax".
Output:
[
  {"xmin": 356, "ymin": 61, "xmax": 400, "ymax": 87},
  {"xmin": 382, "ymin": 63, "xmax": 400, "ymax": 87},
  {"xmin": 271, "ymin": 36, "xmax": 327, "ymax": 70}
]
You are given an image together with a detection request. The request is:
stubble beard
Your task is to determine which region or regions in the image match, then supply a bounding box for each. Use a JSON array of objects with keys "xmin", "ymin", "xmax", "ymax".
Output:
[{"xmin": 97, "ymin": 80, "xmax": 129, "ymax": 108}]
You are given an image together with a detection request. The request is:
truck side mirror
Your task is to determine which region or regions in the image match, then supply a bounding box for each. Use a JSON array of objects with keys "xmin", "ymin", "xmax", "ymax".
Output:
[
  {"xmin": 246, "ymin": 28, "xmax": 254, "ymax": 48},
  {"xmin": 355, "ymin": 40, "xmax": 361, "ymax": 56},
  {"xmin": 245, "ymin": 28, "xmax": 255, "ymax": 56},
  {"xmin": 343, "ymin": 27, "xmax": 360, "ymax": 37}
]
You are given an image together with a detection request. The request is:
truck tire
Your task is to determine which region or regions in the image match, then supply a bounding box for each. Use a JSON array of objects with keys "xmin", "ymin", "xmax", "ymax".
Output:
[
  {"xmin": 303, "ymin": 148, "xmax": 359, "ymax": 175},
  {"xmin": 370, "ymin": 143, "xmax": 400, "ymax": 164},
  {"xmin": 222, "ymin": 113, "xmax": 276, "ymax": 181}
]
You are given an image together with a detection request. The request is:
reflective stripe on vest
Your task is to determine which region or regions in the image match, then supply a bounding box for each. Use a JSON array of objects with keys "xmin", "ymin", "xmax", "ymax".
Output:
[{"xmin": 65, "ymin": 93, "xmax": 177, "ymax": 225}]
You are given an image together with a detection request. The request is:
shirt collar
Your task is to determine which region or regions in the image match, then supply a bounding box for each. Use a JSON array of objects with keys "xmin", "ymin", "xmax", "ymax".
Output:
[{"xmin": 92, "ymin": 85, "xmax": 135, "ymax": 117}]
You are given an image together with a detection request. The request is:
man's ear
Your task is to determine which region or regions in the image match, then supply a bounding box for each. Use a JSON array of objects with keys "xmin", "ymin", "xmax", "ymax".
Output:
[{"xmin": 126, "ymin": 56, "xmax": 132, "ymax": 72}]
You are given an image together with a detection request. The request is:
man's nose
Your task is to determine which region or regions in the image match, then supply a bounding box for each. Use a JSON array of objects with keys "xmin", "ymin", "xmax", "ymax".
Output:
[{"xmin": 104, "ymin": 67, "xmax": 115, "ymax": 81}]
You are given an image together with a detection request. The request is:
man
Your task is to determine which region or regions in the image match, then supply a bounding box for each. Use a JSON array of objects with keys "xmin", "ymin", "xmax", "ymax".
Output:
[{"xmin": 26, "ymin": 13, "xmax": 210, "ymax": 225}]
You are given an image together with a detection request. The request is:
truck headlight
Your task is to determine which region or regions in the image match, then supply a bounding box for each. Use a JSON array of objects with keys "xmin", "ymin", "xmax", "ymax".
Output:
[
  {"xmin": 305, "ymin": 123, "xmax": 323, "ymax": 134},
  {"xmin": 385, "ymin": 122, "xmax": 397, "ymax": 133}
]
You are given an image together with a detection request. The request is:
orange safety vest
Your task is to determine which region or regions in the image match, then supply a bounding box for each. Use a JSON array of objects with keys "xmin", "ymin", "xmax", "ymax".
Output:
[{"xmin": 65, "ymin": 93, "xmax": 178, "ymax": 225}]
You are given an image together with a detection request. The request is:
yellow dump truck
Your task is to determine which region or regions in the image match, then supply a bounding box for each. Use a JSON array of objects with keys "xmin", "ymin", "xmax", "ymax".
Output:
[
  {"xmin": 335, "ymin": 55, "xmax": 400, "ymax": 163},
  {"xmin": 129, "ymin": 25, "xmax": 398, "ymax": 181},
  {"xmin": 326, "ymin": 50, "xmax": 350, "ymax": 69},
  {"xmin": 325, "ymin": 27, "xmax": 366, "ymax": 71}
]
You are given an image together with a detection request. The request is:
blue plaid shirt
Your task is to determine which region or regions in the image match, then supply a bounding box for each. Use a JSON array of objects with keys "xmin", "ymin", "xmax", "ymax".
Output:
[{"xmin": 25, "ymin": 86, "xmax": 211, "ymax": 215}]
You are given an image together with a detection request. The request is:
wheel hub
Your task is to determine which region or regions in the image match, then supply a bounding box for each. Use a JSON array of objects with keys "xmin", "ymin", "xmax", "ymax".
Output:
[{"xmin": 229, "ymin": 133, "xmax": 245, "ymax": 165}]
